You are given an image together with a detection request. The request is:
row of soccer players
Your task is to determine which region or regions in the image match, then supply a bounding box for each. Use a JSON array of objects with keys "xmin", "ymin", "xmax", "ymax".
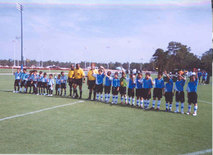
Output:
[{"xmin": 86, "ymin": 67, "xmax": 199, "ymax": 116}]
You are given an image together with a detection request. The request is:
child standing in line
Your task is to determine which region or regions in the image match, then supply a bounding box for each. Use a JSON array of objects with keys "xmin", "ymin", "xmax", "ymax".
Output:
[
  {"xmin": 42, "ymin": 72, "xmax": 48, "ymax": 95},
  {"xmin": 164, "ymin": 71, "xmax": 174, "ymax": 111},
  {"xmin": 107, "ymin": 72, "xmax": 120, "ymax": 104},
  {"xmin": 13, "ymin": 68, "xmax": 21, "ymax": 93},
  {"xmin": 127, "ymin": 74, "xmax": 136, "ymax": 106},
  {"xmin": 120, "ymin": 71, "xmax": 128, "ymax": 104},
  {"xmin": 135, "ymin": 72, "xmax": 144, "ymax": 108},
  {"xmin": 55, "ymin": 74, "xmax": 61, "ymax": 95},
  {"xmin": 142, "ymin": 72, "xmax": 153, "ymax": 109},
  {"xmin": 104, "ymin": 71, "xmax": 112, "ymax": 103},
  {"xmin": 60, "ymin": 71, "xmax": 67, "ymax": 96},
  {"xmin": 47, "ymin": 74, "xmax": 54, "ymax": 96},
  {"xmin": 37, "ymin": 71, "xmax": 43, "ymax": 95}
]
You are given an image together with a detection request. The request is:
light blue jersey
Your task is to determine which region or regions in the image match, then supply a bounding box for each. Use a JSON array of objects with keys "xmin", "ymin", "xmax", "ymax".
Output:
[
  {"xmin": 37, "ymin": 76, "xmax": 43, "ymax": 82},
  {"xmin": 42, "ymin": 76, "xmax": 48, "ymax": 83},
  {"xmin": 165, "ymin": 79, "xmax": 173, "ymax": 92},
  {"xmin": 105, "ymin": 76, "xmax": 112, "ymax": 86},
  {"xmin": 143, "ymin": 78, "xmax": 153, "ymax": 89},
  {"xmin": 20, "ymin": 72, "xmax": 28, "ymax": 81},
  {"xmin": 187, "ymin": 79, "xmax": 198, "ymax": 92},
  {"xmin": 175, "ymin": 80, "xmax": 185, "ymax": 92},
  {"xmin": 55, "ymin": 76, "xmax": 61, "ymax": 85},
  {"xmin": 93, "ymin": 73, "xmax": 105, "ymax": 85},
  {"xmin": 128, "ymin": 78, "xmax": 135, "ymax": 89},
  {"xmin": 154, "ymin": 78, "xmax": 164, "ymax": 88},
  {"xmin": 136, "ymin": 78, "xmax": 143, "ymax": 89},
  {"xmin": 14, "ymin": 72, "xmax": 21, "ymax": 80},
  {"xmin": 61, "ymin": 75, "xmax": 67, "ymax": 84},
  {"xmin": 48, "ymin": 78, "xmax": 54, "ymax": 86},
  {"xmin": 112, "ymin": 78, "xmax": 120, "ymax": 87}
]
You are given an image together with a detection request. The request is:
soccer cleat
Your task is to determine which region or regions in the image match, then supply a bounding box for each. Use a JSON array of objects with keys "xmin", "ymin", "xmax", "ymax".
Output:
[
  {"xmin": 111, "ymin": 102, "xmax": 114, "ymax": 104},
  {"xmin": 140, "ymin": 105, "xmax": 144, "ymax": 109},
  {"xmin": 181, "ymin": 111, "xmax": 184, "ymax": 114},
  {"xmin": 37, "ymin": 94, "xmax": 39, "ymax": 96},
  {"xmin": 150, "ymin": 107, "xmax": 154, "ymax": 110},
  {"xmin": 186, "ymin": 112, "xmax": 191, "ymax": 115},
  {"xmin": 174, "ymin": 110, "xmax": 179, "ymax": 113},
  {"xmin": 13, "ymin": 91, "xmax": 16, "ymax": 93},
  {"xmin": 193, "ymin": 112, "xmax": 197, "ymax": 116},
  {"xmin": 165, "ymin": 108, "xmax": 168, "ymax": 112},
  {"xmin": 156, "ymin": 108, "xmax": 160, "ymax": 111}
]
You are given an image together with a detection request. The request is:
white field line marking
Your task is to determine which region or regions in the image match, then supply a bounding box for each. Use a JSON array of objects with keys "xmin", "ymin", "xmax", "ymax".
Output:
[
  {"xmin": 180, "ymin": 148, "xmax": 212, "ymax": 155},
  {"xmin": 198, "ymin": 100, "xmax": 212, "ymax": 104},
  {"xmin": 0, "ymin": 100, "xmax": 84, "ymax": 122}
]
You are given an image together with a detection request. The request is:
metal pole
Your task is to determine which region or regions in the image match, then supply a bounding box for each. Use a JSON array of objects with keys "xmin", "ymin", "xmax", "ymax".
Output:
[{"xmin": 20, "ymin": 5, "xmax": 23, "ymax": 70}]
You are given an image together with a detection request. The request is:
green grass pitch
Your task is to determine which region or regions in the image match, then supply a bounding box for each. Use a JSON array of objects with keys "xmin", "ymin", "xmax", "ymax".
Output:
[{"xmin": 0, "ymin": 74, "xmax": 212, "ymax": 154}]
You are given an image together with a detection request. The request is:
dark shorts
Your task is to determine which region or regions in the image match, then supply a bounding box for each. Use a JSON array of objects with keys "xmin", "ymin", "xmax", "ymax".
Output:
[
  {"xmin": 175, "ymin": 91, "xmax": 185, "ymax": 103},
  {"xmin": 153, "ymin": 88, "xmax": 163, "ymax": 99},
  {"xmin": 61, "ymin": 83, "xmax": 66, "ymax": 89},
  {"xmin": 42, "ymin": 82, "xmax": 48, "ymax": 88},
  {"xmin": 74, "ymin": 79, "xmax": 83, "ymax": 86},
  {"xmin": 56, "ymin": 84, "xmax": 61, "ymax": 91},
  {"xmin": 14, "ymin": 79, "xmax": 20, "ymax": 86},
  {"xmin": 143, "ymin": 88, "xmax": 151, "ymax": 100},
  {"xmin": 21, "ymin": 80, "xmax": 26, "ymax": 87},
  {"xmin": 88, "ymin": 80, "xmax": 96, "ymax": 89},
  {"xmin": 165, "ymin": 92, "xmax": 173, "ymax": 103},
  {"xmin": 96, "ymin": 84, "xmax": 103, "ymax": 93},
  {"xmin": 37, "ymin": 81, "xmax": 42, "ymax": 87},
  {"xmin": 104, "ymin": 85, "xmax": 111, "ymax": 94},
  {"xmin": 188, "ymin": 92, "xmax": 197, "ymax": 104},
  {"xmin": 27, "ymin": 81, "xmax": 32, "ymax": 87},
  {"xmin": 128, "ymin": 88, "xmax": 135, "ymax": 97},
  {"xmin": 33, "ymin": 81, "xmax": 37, "ymax": 87},
  {"xmin": 136, "ymin": 88, "xmax": 143, "ymax": 97},
  {"xmin": 112, "ymin": 87, "xmax": 119, "ymax": 95},
  {"xmin": 120, "ymin": 86, "xmax": 127, "ymax": 95},
  {"xmin": 68, "ymin": 78, "xmax": 74, "ymax": 86}
]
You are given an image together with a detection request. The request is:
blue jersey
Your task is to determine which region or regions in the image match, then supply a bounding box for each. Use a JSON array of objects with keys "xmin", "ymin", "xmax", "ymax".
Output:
[
  {"xmin": 60, "ymin": 75, "xmax": 67, "ymax": 84},
  {"xmin": 136, "ymin": 78, "xmax": 143, "ymax": 89},
  {"xmin": 14, "ymin": 72, "xmax": 21, "ymax": 80},
  {"xmin": 175, "ymin": 80, "xmax": 185, "ymax": 92},
  {"xmin": 33, "ymin": 74, "xmax": 38, "ymax": 81},
  {"xmin": 154, "ymin": 78, "xmax": 164, "ymax": 89},
  {"xmin": 29, "ymin": 74, "xmax": 34, "ymax": 81},
  {"xmin": 202, "ymin": 73, "xmax": 208, "ymax": 80},
  {"xmin": 198, "ymin": 72, "xmax": 202, "ymax": 78},
  {"xmin": 112, "ymin": 78, "xmax": 120, "ymax": 87},
  {"xmin": 143, "ymin": 78, "xmax": 153, "ymax": 89},
  {"xmin": 105, "ymin": 76, "xmax": 112, "ymax": 86},
  {"xmin": 20, "ymin": 72, "xmax": 28, "ymax": 81},
  {"xmin": 48, "ymin": 78, "xmax": 54, "ymax": 86},
  {"xmin": 37, "ymin": 76, "xmax": 43, "ymax": 82},
  {"xmin": 55, "ymin": 76, "xmax": 61, "ymax": 85},
  {"xmin": 165, "ymin": 79, "xmax": 173, "ymax": 92},
  {"xmin": 187, "ymin": 79, "xmax": 198, "ymax": 92},
  {"xmin": 25, "ymin": 74, "xmax": 30, "ymax": 81},
  {"xmin": 42, "ymin": 76, "xmax": 48, "ymax": 83},
  {"xmin": 93, "ymin": 73, "xmax": 105, "ymax": 85},
  {"xmin": 128, "ymin": 78, "xmax": 135, "ymax": 89}
]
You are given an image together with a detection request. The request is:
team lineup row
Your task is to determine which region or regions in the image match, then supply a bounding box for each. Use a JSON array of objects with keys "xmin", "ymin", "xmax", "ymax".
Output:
[{"xmin": 13, "ymin": 64, "xmax": 199, "ymax": 116}]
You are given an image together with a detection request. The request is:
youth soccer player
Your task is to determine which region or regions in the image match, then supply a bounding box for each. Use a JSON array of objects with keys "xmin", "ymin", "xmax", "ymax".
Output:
[
  {"xmin": 128, "ymin": 74, "xmax": 136, "ymax": 106},
  {"xmin": 68, "ymin": 64, "xmax": 75, "ymax": 97},
  {"xmin": 151, "ymin": 72, "xmax": 164, "ymax": 110},
  {"xmin": 120, "ymin": 71, "xmax": 127, "ymax": 104},
  {"xmin": 174, "ymin": 74, "xmax": 186, "ymax": 114},
  {"xmin": 20, "ymin": 69, "xmax": 27, "ymax": 93},
  {"xmin": 55, "ymin": 74, "xmax": 61, "ymax": 95},
  {"xmin": 142, "ymin": 72, "xmax": 153, "ymax": 109},
  {"xmin": 87, "ymin": 63, "xmax": 98, "ymax": 100},
  {"xmin": 37, "ymin": 71, "xmax": 43, "ymax": 95},
  {"xmin": 60, "ymin": 71, "xmax": 67, "ymax": 96},
  {"xmin": 197, "ymin": 69, "xmax": 202, "ymax": 84},
  {"xmin": 164, "ymin": 71, "xmax": 173, "ymax": 111},
  {"xmin": 26, "ymin": 71, "xmax": 33, "ymax": 93},
  {"xmin": 47, "ymin": 74, "xmax": 54, "ymax": 96},
  {"xmin": 73, "ymin": 64, "xmax": 85, "ymax": 99},
  {"xmin": 13, "ymin": 68, "xmax": 21, "ymax": 93},
  {"xmin": 32, "ymin": 70, "xmax": 38, "ymax": 94},
  {"xmin": 135, "ymin": 72, "xmax": 144, "ymax": 108},
  {"xmin": 104, "ymin": 71, "xmax": 112, "ymax": 103},
  {"xmin": 107, "ymin": 72, "xmax": 120, "ymax": 104},
  {"xmin": 186, "ymin": 72, "xmax": 199, "ymax": 116},
  {"xmin": 202, "ymin": 71, "xmax": 208, "ymax": 85},
  {"xmin": 42, "ymin": 72, "xmax": 48, "ymax": 95},
  {"xmin": 92, "ymin": 67, "xmax": 105, "ymax": 101}
]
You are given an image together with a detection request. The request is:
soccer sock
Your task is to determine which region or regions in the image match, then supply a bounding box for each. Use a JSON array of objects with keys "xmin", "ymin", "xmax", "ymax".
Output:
[
  {"xmin": 105, "ymin": 94, "xmax": 107, "ymax": 101},
  {"xmin": 140, "ymin": 100, "xmax": 143, "ymax": 107},
  {"xmin": 176, "ymin": 102, "xmax": 179, "ymax": 112},
  {"xmin": 65, "ymin": 90, "xmax": 67, "ymax": 95},
  {"xmin": 108, "ymin": 94, "xmax": 110, "ymax": 102},
  {"xmin": 169, "ymin": 103, "xmax": 172, "ymax": 110},
  {"xmin": 194, "ymin": 105, "xmax": 198, "ymax": 113},
  {"xmin": 121, "ymin": 96, "xmax": 124, "ymax": 103},
  {"xmin": 96, "ymin": 93, "xmax": 99, "ymax": 100},
  {"xmin": 70, "ymin": 87, "xmax": 72, "ymax": 96},
  {"xmin": 147, "ymin": 100, "xmax": 150, "ymax": 107},
  {"xmin": 157, "ymin": 100, "xmax": 161, "ymax": 109},
  {"xmin": 152, "ymin": 100, "xmax": 156, "ymax": 108},
  {"xmin": 20, "ymin": 88, "xmax": 22, "ymax": 92},
  {"xmin": 132, "ymin": 97, "xmax": 135, "ymax": 105},
  {"xmin": 93, "ymin": 92, "xmax": 96, "ymax": 100},
  {"xmin": 144, "ymin": 100, "xmax": 147, "ymax": 107},
  {"xmin": 166, "ymin": 102, "xmax": 168, "ymax": 109},
  {"xmin": 112, "ymin": 95, "xmax": 115, "ymax": 103},
  {"xmin": 115, "ymin": 95, "xmax": 118, "ymax": 104},
  {"xmin": 125, "ymin": 96, "xmax": 127, "ymax": 103},
  {"xmin": 181, "ymin": 103, "xmax": 184, "ymax": 113},
  {"xmin": 128, "ymin": 97, "xmax": 131, "ymax": 104},
  {"xmin": 100, "ymin": 94, "xmax": 103, "ymax": 101},
  {"xmin": 137, "ymin": 99, "xmax": 139, "ymax": 106},
  {"xmin": 188, "ymin": 104, "xmax": 192, "ymax": 112}
]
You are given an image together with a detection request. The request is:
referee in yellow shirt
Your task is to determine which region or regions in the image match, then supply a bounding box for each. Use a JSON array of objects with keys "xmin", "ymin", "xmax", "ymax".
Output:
[
  {"xmin": 87, "ymin": 63, "xmax": 98, "ymax": 100},
  {"xmin": 73, "ymin": 63, "xmax": 85, "ymax": 99},
  {"xmin": 68, "ymin": 64, "xmax": 75, "ymax": 97}
]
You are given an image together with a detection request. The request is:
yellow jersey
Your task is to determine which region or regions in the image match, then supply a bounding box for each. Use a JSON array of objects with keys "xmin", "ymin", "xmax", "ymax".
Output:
[
  {"xmin": 74, "ymin": 68, "xmax": 85, "ymax": 79},
  {"xmin": 68, "ymin": 70, "xmax": 74, "ymax": 79},
  {"xmin": 87, "ymin": 69, "xmax": 98, "ymax": 81}
]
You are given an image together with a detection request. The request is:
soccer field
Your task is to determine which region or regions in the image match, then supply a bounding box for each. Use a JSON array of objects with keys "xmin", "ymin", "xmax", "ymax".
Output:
[{"xmin": 0, "ymin": 75, "xmax": 212, "ymax": 154}]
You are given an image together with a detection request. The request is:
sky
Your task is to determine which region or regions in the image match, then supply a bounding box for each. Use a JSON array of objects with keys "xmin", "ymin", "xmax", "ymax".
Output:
[{"xmin": 0, "ymin": 0, "xmax": 212, "ymax": 63}]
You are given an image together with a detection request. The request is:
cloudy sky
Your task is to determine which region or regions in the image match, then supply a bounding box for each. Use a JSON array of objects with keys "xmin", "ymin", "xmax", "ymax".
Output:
[{"xmin": 0, "ymin": 0, "xmax": 212, "ymax": 63}]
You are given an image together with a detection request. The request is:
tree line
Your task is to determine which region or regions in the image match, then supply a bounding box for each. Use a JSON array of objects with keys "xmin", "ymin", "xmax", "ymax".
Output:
[{"xmin": 0, "ymin": 41, "xmax": 212, "ymax": 75}]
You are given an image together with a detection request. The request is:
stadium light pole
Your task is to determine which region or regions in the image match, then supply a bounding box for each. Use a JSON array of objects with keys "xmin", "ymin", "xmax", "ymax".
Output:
[{"xmin": 16, "ymin": 3, "xmax": 24, "ymax": 70}]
